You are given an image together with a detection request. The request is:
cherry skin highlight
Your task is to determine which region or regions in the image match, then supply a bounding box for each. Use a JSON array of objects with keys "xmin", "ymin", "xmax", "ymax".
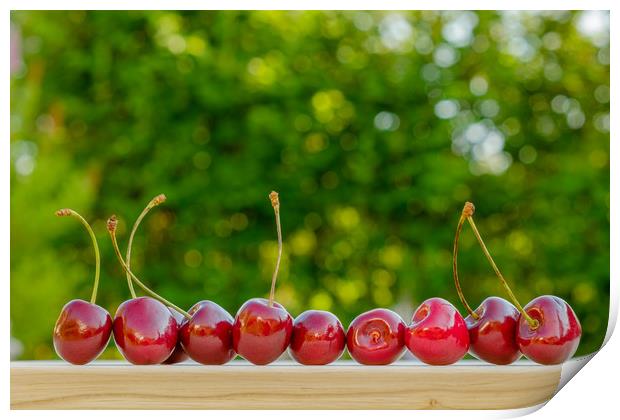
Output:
[
  {"xmin": 289, "ymin": 310, "xmax": 346, "ymax": 365},
  {"xmin": 406, "ymin": 297, "xmax": 469, "ymax": 365},
  {"xmin": 53, "ymin": 299, "xmax": 112, "ymax": 365},
  {"xmin": 113, "ymin": 296, "xmax": 178, "ymax": 365},
  {"xmin": 346, "ymin": 308, "xmax": 406, "ymax": 365},
  {"xmin": 517, "ymin": 295, "xmax": 581, "ymax": 365},
  {"xmin": 466, "ymin": 296, "xmax": 521, "ymax": 365},
  {"xmin": 162, "ymin": 307, "xmax": 190, "ymax": 364},
  {"xmin": 232, "ymin": 298, "xmax": 293, "ymax": 365},
  {"xmin": 180, "ymin": 300, "xmax": 236, "ymax": 365}
]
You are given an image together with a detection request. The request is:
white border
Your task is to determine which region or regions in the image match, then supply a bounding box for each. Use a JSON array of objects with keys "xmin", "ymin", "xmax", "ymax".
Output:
[
  {"xmin": 0, "ymin": 1, "xmax": 617, "ymax": 10},
  {"xmin": 4, "ymin": 2, "xmax": 617, "ymax": 419}
]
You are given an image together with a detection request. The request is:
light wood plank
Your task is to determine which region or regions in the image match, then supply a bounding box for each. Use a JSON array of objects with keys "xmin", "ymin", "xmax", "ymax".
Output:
[{"xmin": 11, "ymin": 360, "xmax": 561, "ymax": 410}]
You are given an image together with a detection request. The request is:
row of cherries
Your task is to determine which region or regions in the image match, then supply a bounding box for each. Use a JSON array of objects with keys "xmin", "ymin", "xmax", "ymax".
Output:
[{"xmin": 53, "ymin": 193, "xmax": 581, "ymax": 367}]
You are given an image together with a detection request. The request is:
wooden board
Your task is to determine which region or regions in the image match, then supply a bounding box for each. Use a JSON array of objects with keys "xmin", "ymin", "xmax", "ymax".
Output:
[{"xmin": 11, "ymin": 360, "xmax": 562, "ymax": 410}]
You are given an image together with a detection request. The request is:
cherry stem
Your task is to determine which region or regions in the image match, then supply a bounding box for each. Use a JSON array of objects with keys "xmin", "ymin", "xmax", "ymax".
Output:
[
  {"xmin": 462, "ymin": 202, "xmax": 539, "ymax": 330},
  {"xmin": 452, "ymin": 204, "xmax": 478, "ymax": 319},
  {"xmin": 268, "ymin": 191, "xmax": 282, "ymax": 307},
  {"xmin": 107, "ymin": 215, "xmax": 190, "ymax": 319},
  {"xmin": 126, "ymin": 194, "xmax": 167, "ymax": 299},
  {"xmin": 56, "ymin": 209, "xmax": 101, "ymax": 304}
]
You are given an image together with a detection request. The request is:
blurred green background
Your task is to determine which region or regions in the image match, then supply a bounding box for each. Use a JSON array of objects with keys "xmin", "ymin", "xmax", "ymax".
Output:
[{"xmin": 10, "ymin": 11, "xmax": 609, "ymax": 360}]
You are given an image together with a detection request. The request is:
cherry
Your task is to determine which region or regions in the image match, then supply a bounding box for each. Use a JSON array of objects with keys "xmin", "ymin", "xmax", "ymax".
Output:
[
  {"xmin": 180, "ymin": 300, "xmax": 236, "ymax": 364},
  {"xmin": 517, "ymin": 295, "xmax": 581, "ymax": 365},
  {"xmin": 233, "ymin": 298, "xmax": 292, "ymax": 365},
  {"xmin": 112, "ymin": 296, "xmax": 178, "ymax": 364},
  {"xmin": 54, "ymin": 299, "xmax": 113, "ymax": 365},
  {"xmin": 107, "ymin": 214, "xmax": 191, "ymax": 365},
  {"xmin": 405, "ymin": 297, "xmax": 469, "ymax": 365},
  {"xmin": 459, "ymin": 201, "xmax": 582, "ymax": 365},
  {"xmin": 233, "ymin": 192, "xmax": 293, "ymax": 365},
  {"xmin": 124, "ymin": 194, "xmax": 188, "ymax": 364},
  {"xmin": 464, "ymin": 297, "xmax": 520, "ymax": 365},
  {"xmin": 452, "ymin": 203, "xmax": 521, "ymax": 365},
  {"xmin": 346, "ymin": 308, "xmax": 406, "ymax": 365},
  {"xmin": 53, "ymin": 209, "xmax": 112, "ymax": 365},
  {"xmin": 289, "ymin": 310, "xmax": 346, "ymax": 365}
]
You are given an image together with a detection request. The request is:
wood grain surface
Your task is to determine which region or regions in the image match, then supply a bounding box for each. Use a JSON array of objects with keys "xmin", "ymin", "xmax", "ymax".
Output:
[{"xmin": 11, "ymin": 360, "xmax": 562, "ymax": 410}]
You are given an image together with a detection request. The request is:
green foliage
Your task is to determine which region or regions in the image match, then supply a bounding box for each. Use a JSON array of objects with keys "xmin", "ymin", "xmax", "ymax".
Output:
[{"xmin": 10, "ymin": 11, "xmax": 609, "ymax": 360}]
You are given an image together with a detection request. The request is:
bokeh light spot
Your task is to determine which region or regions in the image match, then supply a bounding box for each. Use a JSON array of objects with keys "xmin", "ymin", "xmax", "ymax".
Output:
[
  {"xmin": 518, "ymin": 145, "xmax": 537, "ymax": 164},
  {"xmin": 434, "ymin": 99, "xmax": 460, "ymax": 119},
  {"xmin": 374, "ymin": 111, "xmax": 400, "ymax": 131},
  {"xmin": 184, "ymin": 249, "xmax": 203, "ymax": 268},
  {"xmin": 433, "ymin": 43, "xmax": 459, "ymax": 67},
  {"xmin": 469, "ymin": 75, "xmax": 488, "ymax": 96},
  {"xmin": 309, "ymin": 291, "xmax": 333, "ymax": 311},
  {"xmin": 291, "ymin": 229, "xmax": 317, "ymax": 256},
  {"xmin": 230, "ymin": 213, "xmax": 249, "ymax": 231}
]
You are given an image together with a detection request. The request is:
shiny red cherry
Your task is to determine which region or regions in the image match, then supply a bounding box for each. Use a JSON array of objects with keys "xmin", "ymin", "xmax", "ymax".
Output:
[
  {"xmin": 465, "ymin": 296, "xmax": 521, "ymax": 365},
  {"xmin": 406, "ymin": 297, "xmax": 469, "ymax": 365},
  {"xmin": 180, "ymin": 300, "xmax": 236, "ymax": 364},
  {"xmin": 113, "ymin": 296, "xmax": 178, "ymax": 365},
  {"xmin": 53, "ymin": 299, "xmax": 112, "ymax": 365},
  {"xmin": 115, "ymin": 195, "xmax": 187, "ymax": 364},
  {"xmin": 232, "ymin": 192, "xmax": 294, "ymax": 365},
  {"xmin": 289, "ymin": 310, "xmax": 346, "ymax": 365},
  {"xmin": 54, "ymin": 209, "xmax": 111, "ymax": 364},
  {"xmin": 162, "ymin": 307, "xmax": 190, "ymax": 364},
  {"xmin": 346, "ymin": 308, "xmax": 406, "ymax": 365},
  {"xmin": 232, "ymin": 298, "xmax": 293, "ymax": 365},
  {"xmin": 517, "ymin": 295, "xmax": 581, "ymax": 365}
]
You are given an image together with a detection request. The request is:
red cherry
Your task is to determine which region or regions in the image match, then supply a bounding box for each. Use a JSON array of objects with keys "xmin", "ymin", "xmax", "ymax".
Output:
[
  {"xmin": 107, "ymin": 212, "xmax": 192, "ymax": 364},
  {"xmin": 53, "ymin": 299, "xmax": 112, "ymax": 365},
  {"xmin": 113, "ymin": 296, "xmax": 178, "ymax": 365},
  {"xmin": 452, "ymin": 205, "xmax": 520, "ymax": 365},
  {"xmin": 162, "ymin": 307, "xmax": 190, "ymax": 364},
  {"xmin": 517, "ymin": 295, "xmax": 581, "ymax": 365},
  {"xmin": 232, "ymin": 192, "xmax": 293, "ymax": 365},
  {"xmin": 406, "ymin": 297, "xmax": 469, "ymax": 365},
  {"xmin": 289, "ymin": 310, "xmax": 346, "ymax": 365},
  {"xmin": 465, "ymin": 296, "xmax": 521, "ymax": 365},
  {"xmin": 180, "ymin": 300, "xmax": 236, "ymax": 364},
  {"xmin": 112, "ymin": 194, "xmax": 187, "ymax": 365},
  {"xmin": 232, "ymin": 298, "xmax": 293, "ymax": 365},
  {"xmin": 54, "ymin": 209, "xmax": 111, "ymax": 364},
  {"xmin": 346, "ymin": 308, "xmax": 406, "ymax": 365}
]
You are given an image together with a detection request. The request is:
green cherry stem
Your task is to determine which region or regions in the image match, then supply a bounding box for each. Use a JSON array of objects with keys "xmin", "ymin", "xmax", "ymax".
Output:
[
  {"xmin": 268, "ymin": 191, "xmax": 282, "ymax": 307},
  {"xmin": 461, "ymin": 202, "xmax": 539, "ymax": 330},
  {"xmin": 107, "ymin": 215, "xmax": 190, "ymax": 319},
  {"xmin": 55, "ymin": 209, "xmax": 101, "ymax": 304},
  {"xmin": 125, "ymin": 194, "xmax": 167, "ymax": 299},
  {"xmin": 452, "ymin": 203, "xmax": 478, "ymax": 319}
]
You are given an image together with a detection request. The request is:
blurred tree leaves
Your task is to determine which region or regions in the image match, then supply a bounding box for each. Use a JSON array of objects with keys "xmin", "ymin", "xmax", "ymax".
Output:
[{"xmin": 10, "ymin": 11, "xmax": 609, "ymax": 359}]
